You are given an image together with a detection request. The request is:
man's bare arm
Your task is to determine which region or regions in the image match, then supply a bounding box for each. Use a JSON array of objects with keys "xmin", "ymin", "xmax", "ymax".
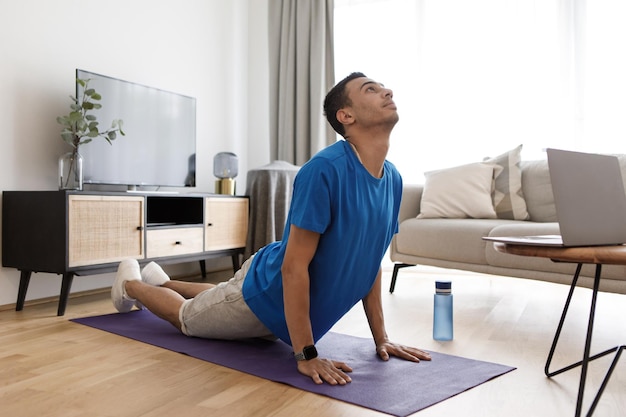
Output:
[
  {"xmin": 282, "ymin": 225, "xmax": 353, "ymax": 385},
  {"xmin": 362, "ymin": 267, "xmax": 432, "ymax": 362}
]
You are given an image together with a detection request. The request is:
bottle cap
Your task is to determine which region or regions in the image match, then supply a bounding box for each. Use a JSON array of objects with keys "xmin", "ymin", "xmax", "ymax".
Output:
[{"xmin": 436, "ymin": 280, "xmax": 452, "ymax": 293}]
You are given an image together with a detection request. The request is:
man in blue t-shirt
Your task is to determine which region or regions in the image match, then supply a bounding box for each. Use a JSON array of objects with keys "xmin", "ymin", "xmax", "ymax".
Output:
[{"xmin": 112, "ymin": 72, "xmax": 432, "ymax": 386}]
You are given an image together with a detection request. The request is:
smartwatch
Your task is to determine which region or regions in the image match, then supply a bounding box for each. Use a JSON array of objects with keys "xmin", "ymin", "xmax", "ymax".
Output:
[{"xmin": 294, "ymin": 345, "xmax": 318, "ymax": 361}]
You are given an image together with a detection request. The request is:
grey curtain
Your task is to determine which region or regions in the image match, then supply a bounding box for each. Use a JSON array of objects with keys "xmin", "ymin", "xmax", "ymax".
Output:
[{"xmin": 268, "ymin": 0, "xmax": 336, "ymax": 166}]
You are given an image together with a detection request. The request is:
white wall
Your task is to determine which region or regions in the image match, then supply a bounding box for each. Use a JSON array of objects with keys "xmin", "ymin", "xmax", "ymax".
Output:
[{"xmin": 0, "ymin": 0, "xmax": 270, "ymax": 307}]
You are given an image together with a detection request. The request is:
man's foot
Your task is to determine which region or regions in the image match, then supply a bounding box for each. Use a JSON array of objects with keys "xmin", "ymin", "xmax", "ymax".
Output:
[
  {"xmin": 111, "ymin": 259, "xmax": 142, "ymax": 313},
  {"xmin": 141, "ymin": 262, "xmax": 170, "ymax": 286}
]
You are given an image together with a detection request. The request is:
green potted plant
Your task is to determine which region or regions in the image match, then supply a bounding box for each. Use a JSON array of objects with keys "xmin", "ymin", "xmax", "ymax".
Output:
[{"xmin": 57, "ymin": 78, "xmax": 125, "ymax": 190}]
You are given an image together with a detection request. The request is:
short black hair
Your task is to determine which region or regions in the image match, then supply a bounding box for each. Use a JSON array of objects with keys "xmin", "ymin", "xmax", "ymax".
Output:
[{"xmin": 323, "ymin": 72, "xmax": 367, "ymax": 137}]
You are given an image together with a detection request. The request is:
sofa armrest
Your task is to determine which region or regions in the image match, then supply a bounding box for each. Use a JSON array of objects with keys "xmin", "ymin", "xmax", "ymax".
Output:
[{"xmin": 398, "ymin": 184, "xmax": 423, "ymax": 223}]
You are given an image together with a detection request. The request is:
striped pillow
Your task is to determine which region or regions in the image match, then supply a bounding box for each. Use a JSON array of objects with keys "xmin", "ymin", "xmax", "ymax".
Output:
[{"xmin": 484, "ymin": 144, "xmax": 530, "ymax": 220}]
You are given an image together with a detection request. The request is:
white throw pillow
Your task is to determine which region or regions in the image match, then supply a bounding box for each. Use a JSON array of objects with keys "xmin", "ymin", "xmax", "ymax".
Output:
[{"xmin": 418, "ymin": 162, "xmax": 498, "ymax": 219}]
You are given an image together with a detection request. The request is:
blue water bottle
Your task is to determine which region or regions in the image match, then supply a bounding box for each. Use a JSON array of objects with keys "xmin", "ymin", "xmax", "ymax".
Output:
[{"xmin": 433, "ymin": 280, "xmax": 453, "ymax": 341}]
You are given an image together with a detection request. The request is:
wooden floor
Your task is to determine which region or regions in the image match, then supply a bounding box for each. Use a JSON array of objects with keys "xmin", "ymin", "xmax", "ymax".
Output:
[{"xmin": 0, "ymin": 266, "xmax": 624, "ymax": 417}]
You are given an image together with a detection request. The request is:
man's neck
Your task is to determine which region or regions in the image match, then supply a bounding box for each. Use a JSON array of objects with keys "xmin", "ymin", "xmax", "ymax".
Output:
[{"xmin": 346, "ymin": 133, "xmax": 390, "ymax": 179}]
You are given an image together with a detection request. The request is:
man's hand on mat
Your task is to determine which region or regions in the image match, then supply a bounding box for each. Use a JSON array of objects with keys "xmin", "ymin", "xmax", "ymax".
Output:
[
  {"xmin": 298, "ymin": 357, "xmax": 353, "ymax": 385},
  {"xmin": 376, "ymin": 341, "xmax": 432, "ymax": 362}
]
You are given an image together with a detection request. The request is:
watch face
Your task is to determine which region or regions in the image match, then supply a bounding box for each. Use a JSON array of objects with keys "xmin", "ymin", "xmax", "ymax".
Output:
[
  {"xmin": 294, "ymin": 345, "xmax": 318, "ymax": 361},
  {"xmin": 303, "ymin": 345, "xmax": 318, "ymax": 360}
]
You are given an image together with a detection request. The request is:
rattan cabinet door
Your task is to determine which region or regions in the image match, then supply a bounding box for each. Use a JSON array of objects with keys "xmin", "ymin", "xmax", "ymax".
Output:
[
  {"xmin": 204, "ymin": 197, "xmax": 248, "ymax": 251},
  {"xmin": 68, "ymin": 195, "xmax": 145, "ymax": 267}
]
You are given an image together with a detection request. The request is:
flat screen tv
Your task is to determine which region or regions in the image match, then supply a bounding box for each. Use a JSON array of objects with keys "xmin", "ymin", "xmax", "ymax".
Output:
[{"xmin": 76, "ymin": 69, "xmax": 196, "ymax": 189}]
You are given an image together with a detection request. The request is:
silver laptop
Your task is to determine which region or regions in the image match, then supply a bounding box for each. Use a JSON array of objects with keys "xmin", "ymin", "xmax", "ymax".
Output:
[{"xmin": 483, "ymin": 148, "xmax": 626, "ymax": 247}]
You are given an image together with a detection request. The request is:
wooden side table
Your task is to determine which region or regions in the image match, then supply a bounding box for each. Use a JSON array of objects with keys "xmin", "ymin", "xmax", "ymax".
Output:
[{"xmin": 493, "ymin": 242, "xmax": 625, "ymax": 417}]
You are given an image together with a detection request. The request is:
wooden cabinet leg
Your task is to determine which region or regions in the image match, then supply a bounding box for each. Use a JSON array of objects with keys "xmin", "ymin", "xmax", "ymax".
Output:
[
  {"xmin": 16, "ymin": 270, "xmax": 32, "ymax": 311},
  {"xmin": 57, "ymin": 272, "xmax": 75, "ymax": 316}
]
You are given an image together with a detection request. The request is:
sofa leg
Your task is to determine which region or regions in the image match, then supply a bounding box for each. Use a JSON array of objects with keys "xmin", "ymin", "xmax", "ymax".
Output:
[{"xmin": 389, "ymin": 263, "xmax": 414, "ymax": 293}]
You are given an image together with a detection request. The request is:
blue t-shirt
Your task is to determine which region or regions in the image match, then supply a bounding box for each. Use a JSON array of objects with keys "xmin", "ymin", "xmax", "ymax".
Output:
[{"xmin": 242, "ymin": 140, "xmax": 402, "ymax": 345}]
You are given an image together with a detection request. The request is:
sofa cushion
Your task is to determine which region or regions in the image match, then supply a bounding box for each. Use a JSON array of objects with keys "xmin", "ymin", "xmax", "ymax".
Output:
[
  {"xmin": 396, "ymin": 218, "xmax": 511, "ymax": 264},
  {"xmin": 521, "ymin": 159, "xmax": 557, "ymax": 222},
  {"xmin": 484, "ymin": 144, "xmax": 530, "ymax": 221},
  {"xmin": 417, "ymin": 162, "xmax": 497, "ymax": 219}
]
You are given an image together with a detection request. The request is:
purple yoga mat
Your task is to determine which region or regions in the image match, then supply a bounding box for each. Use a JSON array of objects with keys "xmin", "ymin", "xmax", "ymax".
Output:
[{"xmin": 72, "ymin": 310, "xmax": 515, "ymax": 417}]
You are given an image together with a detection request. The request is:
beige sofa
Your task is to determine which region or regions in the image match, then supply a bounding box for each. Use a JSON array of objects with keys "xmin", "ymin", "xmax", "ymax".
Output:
[{"xmin": 389, "ymin": 157, "xmax": 626, "ymax": 295}]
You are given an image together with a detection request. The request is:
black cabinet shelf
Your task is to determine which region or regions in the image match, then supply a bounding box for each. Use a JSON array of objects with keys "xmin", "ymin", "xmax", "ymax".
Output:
[{"xmin": 146, "ymin": 195, "xmax": 204, "ymax": 226}]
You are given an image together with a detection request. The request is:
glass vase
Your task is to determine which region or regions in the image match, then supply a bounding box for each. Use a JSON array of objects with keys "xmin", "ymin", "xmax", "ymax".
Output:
[{"xmin": 58, "ymin": 150, "xmax": 83, "ymax": 191}]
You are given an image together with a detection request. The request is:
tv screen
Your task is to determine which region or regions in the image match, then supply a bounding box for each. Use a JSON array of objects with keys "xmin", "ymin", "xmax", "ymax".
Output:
[{"xmin": 76, "ymin": 69, "xmax": 196, "ymax": 189}]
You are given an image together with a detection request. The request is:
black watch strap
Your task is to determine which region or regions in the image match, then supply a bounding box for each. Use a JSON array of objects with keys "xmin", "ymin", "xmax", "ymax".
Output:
[{"xmin": 294, "ymin": 344, "xmax": 318, "ymax": 361}]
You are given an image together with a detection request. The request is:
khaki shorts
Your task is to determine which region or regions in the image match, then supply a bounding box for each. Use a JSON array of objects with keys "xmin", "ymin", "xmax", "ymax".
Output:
[{"xmin": 178, "ymin": 256, "xmax": 275, "ymax": 340}]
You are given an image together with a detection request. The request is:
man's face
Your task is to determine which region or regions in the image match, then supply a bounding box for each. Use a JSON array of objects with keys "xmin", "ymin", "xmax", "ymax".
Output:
[{"xmin": 343, "ymin": 77, "xmax": 399, "ymax": 130}]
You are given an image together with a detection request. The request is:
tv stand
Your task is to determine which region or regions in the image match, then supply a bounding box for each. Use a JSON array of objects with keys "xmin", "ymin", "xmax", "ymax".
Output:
[{"xmin": 2, "ymin": 190, "xmax": 249, "ymax": 316}]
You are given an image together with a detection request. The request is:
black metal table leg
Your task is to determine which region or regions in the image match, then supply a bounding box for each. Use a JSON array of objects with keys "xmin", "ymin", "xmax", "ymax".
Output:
[
  {"xmin": 588, "ymin": 344, "xmax": 625, "ymax": 413},
  {"xmin": 545, "ymin": 263, "xmax": 623, "ymax": 417}
]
